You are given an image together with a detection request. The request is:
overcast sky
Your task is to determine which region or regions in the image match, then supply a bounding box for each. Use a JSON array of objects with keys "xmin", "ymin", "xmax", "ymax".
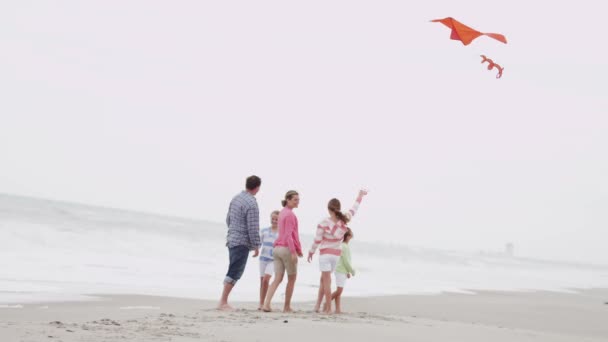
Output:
[{"xmin": 1, "ymin": 1, "xmax": 607, "ymax": 264}]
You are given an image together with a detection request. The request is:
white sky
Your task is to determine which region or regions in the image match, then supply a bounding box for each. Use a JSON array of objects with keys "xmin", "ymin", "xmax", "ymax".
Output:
[{"xmin": 1, "ymin": 1, "xmax": 607, "ymax": 264}]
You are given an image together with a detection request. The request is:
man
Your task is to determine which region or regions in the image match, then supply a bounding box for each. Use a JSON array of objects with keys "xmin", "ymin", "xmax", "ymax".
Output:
[{"xmin": 218, "ymin": 175, "xmax": 262, "ymax": 311}]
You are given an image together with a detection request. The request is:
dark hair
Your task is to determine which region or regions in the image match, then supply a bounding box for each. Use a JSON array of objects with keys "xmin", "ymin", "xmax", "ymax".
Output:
[
  {"xmin": 282, "ymin": 190, "xmax": 299, "ymax": 207},
  {"xmin": 343, "ymin": 227, "xmax": 353, "ymax": 242},
  {"xmin": 328, "ymin": 198, "xmax": 350, "ymax": 224},
  {"xmin": 246, "ymin": 175, "xmax": 261, "ymax": 191}
]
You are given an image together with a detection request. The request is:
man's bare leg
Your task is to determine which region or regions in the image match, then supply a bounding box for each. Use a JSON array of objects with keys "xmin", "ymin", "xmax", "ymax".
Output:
[{"xmin": 218, "ymin": 282, "xmax": 235, "ymax": 311}]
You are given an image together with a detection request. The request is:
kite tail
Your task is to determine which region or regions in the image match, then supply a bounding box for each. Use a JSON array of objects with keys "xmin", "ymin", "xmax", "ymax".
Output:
[{"xmin": 495, "ymin": 66, "xmax": 504, "ymax": 79}]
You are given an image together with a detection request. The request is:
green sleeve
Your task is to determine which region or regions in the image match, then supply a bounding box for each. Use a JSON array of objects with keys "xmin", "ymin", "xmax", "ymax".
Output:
[{"xmin": 342, "ymin": 245, "xmax": 355, "ymax": 275}]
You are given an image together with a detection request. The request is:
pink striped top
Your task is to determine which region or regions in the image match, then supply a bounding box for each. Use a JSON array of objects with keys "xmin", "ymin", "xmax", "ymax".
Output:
[{"xmin": 309, "ymin": 198, "xmax": 361, "ymax": 256}]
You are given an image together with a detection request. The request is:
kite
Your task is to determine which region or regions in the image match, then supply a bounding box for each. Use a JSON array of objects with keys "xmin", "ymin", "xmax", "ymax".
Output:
[
  {"xmin": 480, "ymin": 55, "xmax": 504, "ymax": 79},
  {"xmin": 431, "ymin": 17, "xmax": 507, "ymax": 46}
]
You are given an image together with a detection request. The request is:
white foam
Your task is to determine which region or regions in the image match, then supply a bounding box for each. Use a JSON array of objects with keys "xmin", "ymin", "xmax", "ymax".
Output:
[{"xmin": 0, "ymin": 304, "xmax": 23, "ymax": 309}]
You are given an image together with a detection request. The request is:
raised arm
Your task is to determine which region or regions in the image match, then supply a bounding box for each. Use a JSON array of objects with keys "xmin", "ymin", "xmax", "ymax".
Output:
[{"xmin": 345, "ymin": 190, "xmax": 368, "ymax": 221}]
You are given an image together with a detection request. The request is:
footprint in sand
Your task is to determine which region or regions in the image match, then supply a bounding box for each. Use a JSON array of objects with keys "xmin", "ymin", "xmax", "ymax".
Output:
[
  {"xmin": 49, "ymin": 321, "xmax": 65, "ymax": 329},
  {"xmin": 93, "ymin": 318, "xmax": 121, "ymax": 326}
]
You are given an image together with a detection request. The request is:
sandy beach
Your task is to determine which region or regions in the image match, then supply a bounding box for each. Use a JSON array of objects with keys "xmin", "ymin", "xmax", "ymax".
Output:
[{"xmin": 2, "ymin": 289, "xmax": 606, "ymax": 342}]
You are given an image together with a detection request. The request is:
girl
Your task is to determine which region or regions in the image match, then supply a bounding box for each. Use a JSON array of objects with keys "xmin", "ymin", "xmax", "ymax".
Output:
[
  {"xmin": 332, "ymin": 228, "xmax": 355, "ymax": 314},
  {"xmin": 308, "ymin": 189, "xmax": 367, "ymax": 314},
  {"xmin": 258, "ymin": 210, "xmax": 280, "ymax": 310}
]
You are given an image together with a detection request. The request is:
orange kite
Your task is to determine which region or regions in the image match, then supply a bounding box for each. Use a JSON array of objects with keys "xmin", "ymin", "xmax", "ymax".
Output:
[
  {"xmin": 431, "ymin": 17, "xmax": 507, "ymax": 46},
  {"xmin": 480, "ymin": 55, "xmax": 504, "ymax": 79}
]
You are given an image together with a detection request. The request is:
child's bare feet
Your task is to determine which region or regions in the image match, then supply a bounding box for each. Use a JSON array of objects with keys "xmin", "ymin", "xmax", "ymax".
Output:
[
  {"xmin": 283, "ymin": 307, "xmax": 295, "ymax": 313},
  {"xmin": 262, "ymin": 306, "xmax": 272, "ymax": 312},
  {"xmin": 217, "ymin": 303, "xmax": 235, "ymax": 311}
]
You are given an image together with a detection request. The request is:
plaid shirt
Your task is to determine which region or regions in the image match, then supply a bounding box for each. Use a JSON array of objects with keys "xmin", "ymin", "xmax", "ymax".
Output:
[{"xmin": 226, "ymin": 191, "xmax": 261, "ymax": 250}]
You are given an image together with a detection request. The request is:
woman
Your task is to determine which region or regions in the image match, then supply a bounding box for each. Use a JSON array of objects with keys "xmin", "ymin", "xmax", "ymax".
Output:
[
  {"xmin": 262, "ymin": 190, "xmax": 302, "ymax": 313},
  {"xmin": 308, "ymin": 189, "xmax": 367, "ymax": 314}
]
